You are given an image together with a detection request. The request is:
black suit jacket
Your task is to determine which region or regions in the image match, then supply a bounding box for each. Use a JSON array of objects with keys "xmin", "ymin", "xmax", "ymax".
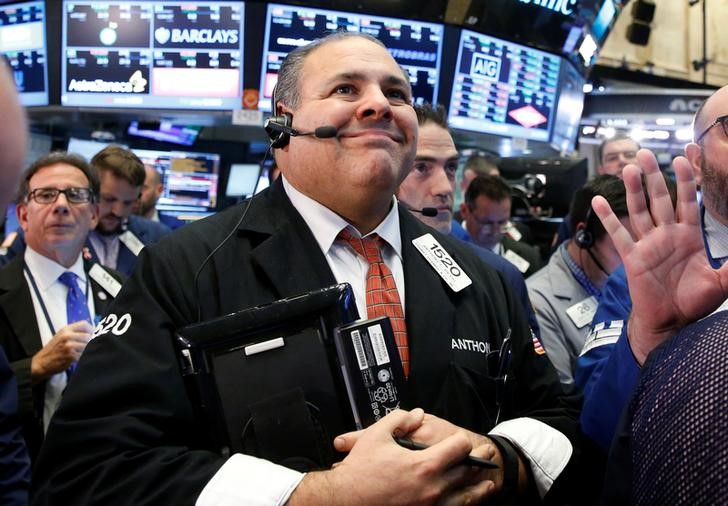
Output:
[
  {"xmin": 0, "ymin": 256, "xmax": 123, "ymax": 459},
  {"xmin": 32, "ymin": 180, "xmax": 588, "ymax": 505}
]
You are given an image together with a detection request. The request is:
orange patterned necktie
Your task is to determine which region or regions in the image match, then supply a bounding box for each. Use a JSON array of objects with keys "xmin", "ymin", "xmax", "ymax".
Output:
[{"xmin": 337, "ymin": 229, "xmax": 410, "ymax": 377}]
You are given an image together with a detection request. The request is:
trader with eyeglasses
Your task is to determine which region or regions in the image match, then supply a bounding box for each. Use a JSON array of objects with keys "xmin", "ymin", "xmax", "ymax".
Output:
[
  {"xmin": 460, "ymin": 174, "xmax": 543, "ymax": 277},
  {"xmin": 0, "ymin": 152, "xmax": 124, "ymax": 460}
]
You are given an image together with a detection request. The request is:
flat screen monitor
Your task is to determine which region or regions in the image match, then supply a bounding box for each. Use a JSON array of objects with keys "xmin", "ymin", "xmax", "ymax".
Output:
[
  {"xmin": 550, "ymin": 61, "xmax": 585, "ymax": 154},
  {"xmin": 259, "ymin": 3, "xmax": 444, "ymax": 111},
  {"xmin": 60, "ymin": 1, "xmax": 244, "ymax": 110},
  {"xmin": 127, "ymin": 120, "xmax": 200, "ymax": 146},
  {"xmin": 225, "ymin": 163, "xmax": 260, "ymax": 198},
  {"xmin": 591, "ymin": 0, "xmax": 618, "ymax": 45},
  {"xmin": 0, "ymin": 0, "xmax": 48, "ymax": 106},
  {"xmin": 133, "ymin": 148, "xmax": 219, "ymax": 213},
  {"xmin": 448, "ymin": 29, "xmax": 561, "ymax": 143}
]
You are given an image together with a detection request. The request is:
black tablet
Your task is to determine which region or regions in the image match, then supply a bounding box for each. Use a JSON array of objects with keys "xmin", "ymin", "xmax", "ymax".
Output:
[{"xmin": 175, "ymin": 283, "xmax": 359, "ymax": 470}]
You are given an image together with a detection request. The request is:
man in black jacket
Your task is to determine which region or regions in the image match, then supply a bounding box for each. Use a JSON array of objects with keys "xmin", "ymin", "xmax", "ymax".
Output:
[
  {"xmin": 0, "ymin": 152, "xmax": 123, "ymax": 460},
  {"xmin": 33, "ymin": 32, "xmax": 586, "ymax": 505}
]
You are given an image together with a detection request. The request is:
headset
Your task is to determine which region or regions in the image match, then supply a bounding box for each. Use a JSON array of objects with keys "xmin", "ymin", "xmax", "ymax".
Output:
[
  {"xmin": 574, "ymin": 206, "xmax": 595, "ymax": 249},
  {"xmin": 265, "ymin": 84, "xmax": 293, "ymax": 149}
]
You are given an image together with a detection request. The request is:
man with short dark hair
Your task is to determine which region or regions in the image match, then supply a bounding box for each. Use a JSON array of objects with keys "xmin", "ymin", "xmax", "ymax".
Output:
[
  {"xmin": 527, "ymin": 175, "xmax": 628, "ymax": 385},
  {"xmin": 0, "ymin": 152, "xmax": 123, "ymax": 460},
  {"xmin": 461, "ymin": 175, "xmax": 542, "ymax": 277},
  {"xmin": 397, "ymin": 102, "xmax": 541, "ymax": 336},
  {"xmin": 87, "ymin": 145, "xmax": 170, "ymax": 276},
  {"xmin": 33, "ymin": 32, "xmax": 586, "ymax": 505}
]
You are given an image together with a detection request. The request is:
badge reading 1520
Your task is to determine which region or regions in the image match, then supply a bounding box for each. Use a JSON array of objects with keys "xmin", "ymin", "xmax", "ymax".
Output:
[{"xmin": 412, "ymin": 234, "xmax": 472, "ymax": 292}]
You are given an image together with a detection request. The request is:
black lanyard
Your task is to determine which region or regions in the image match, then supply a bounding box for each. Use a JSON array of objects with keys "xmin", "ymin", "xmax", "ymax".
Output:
[{"xmin": 24, "ymin": 265, "xmax": 90, "ymax": 336}]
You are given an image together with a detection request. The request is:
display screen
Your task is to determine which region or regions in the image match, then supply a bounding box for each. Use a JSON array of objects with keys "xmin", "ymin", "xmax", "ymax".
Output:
[
  {"xmin": 448, "ymin": 29, "xmax": 561, "ymax": 142},
  {"xmin": 132, "ymin": 148, "xmax": 219, "ymax": 212},
  {"xmin": 550, "ymin": 61, "xmax": 585, "ymax": 154},
  {"xmin": 225, "ymin": 163, "xmax": 260, "ymax": 198},
  {"xmin": 591, "ymin": 0, "xmax": 617, "ymax": 44},
  {"xmin": 66, "ymin": 137, "xmax": 121, "ymax": 161},
  {"xmin": 127, "ymin": 120, "xmax": 200, "ymax": 146},
  {"xmin": 259, "ymin": 3, "xmax": 443, "ymax": 111},
  {"xmin": 0, "ymin": 1, "xmax": 48, "ymax": 106},
  {"xmin": 61, "ymin": 1, "xmax": 244, "ymax": 110}
]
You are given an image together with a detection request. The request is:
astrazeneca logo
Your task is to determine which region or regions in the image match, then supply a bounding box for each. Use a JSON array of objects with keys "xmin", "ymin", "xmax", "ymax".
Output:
[
  {"xmin": 68, "ymin": 70, "xmax": 147, "ymax": 93},
  {"xmin": 154, "ymin": 26, "xmax": 239, "ymax": 45},
  {"xmin": 471, "ymin": 53, "xmax": 500, "ymax": 81},
  {"xmin": 517, "ymin": 0, "xmax": 578, "ymax": 16}
]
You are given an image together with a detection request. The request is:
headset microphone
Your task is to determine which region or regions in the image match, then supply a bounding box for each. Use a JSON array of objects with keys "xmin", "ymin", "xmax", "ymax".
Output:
[
  {"xmin": 264, "ymin": 116, "xmax": 338, "ymax": 146},
  {"xmin": 410, "ymin": 207, "xmax": 438, "ymax": 217}
]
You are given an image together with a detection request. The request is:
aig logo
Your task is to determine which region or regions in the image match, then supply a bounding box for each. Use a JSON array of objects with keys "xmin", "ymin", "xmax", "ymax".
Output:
[{"xmin": 471, "ymin": 53, "xmax": 500, "ymax": 81}]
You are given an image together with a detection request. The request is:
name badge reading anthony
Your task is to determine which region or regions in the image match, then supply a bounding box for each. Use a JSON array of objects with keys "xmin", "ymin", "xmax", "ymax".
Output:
[
  {"xmin": 119, "ymin": 230, "xmax": 145, "ymax": 256},
  {"xmin": 412, "ymin": 234, "xmax": 472, "ymax": 292}
]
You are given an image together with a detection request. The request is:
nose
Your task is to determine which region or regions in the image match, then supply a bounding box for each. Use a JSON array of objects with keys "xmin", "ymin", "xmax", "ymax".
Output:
[
  {"xmin": 51, "ymin": 192, "xmax": 71, "ymax": 214},
  {"xmin": 356, "ymin": 85, "xmax": 393, "ymax": 122},
  {"xmin": 432, "ymin": 168, "xmax": 454, "ymax": 202},
  {"xmin": 111, "ymin": 202, "xmax": 126, "ymax": 217}
]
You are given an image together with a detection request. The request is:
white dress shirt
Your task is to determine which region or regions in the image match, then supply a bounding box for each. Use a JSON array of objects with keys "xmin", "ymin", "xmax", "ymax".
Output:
[{"xmin": 23, "ymin": 247, "xmax": 95, "ymax": 432}]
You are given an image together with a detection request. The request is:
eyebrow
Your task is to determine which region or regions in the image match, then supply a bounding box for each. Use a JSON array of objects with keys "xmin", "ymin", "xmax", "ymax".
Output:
[
  {"xmin": 414, "ymin": 155, "xmax": 459, "ymax": 163},
  {"xmin": 326, "ymin": 71, "xmax": 410, "ymax": 89}
]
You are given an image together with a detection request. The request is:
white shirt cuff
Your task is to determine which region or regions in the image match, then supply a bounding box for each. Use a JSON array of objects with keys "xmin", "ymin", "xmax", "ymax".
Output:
[
  {"xmin": 196, "ymin": 454, "xmax": 305, "ymax": 506},
  {"xmin": 489, "ymin": 417, "xmax": 572, "ymax": 498}
]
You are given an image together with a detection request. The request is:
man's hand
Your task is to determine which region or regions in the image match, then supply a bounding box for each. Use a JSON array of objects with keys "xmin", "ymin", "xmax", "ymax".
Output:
[
  {"xmin": 288, "ymin": 409, "xmax": 494, "ymax": 505},
  {"xmin": 593, "ymin": 149, "xmax": 728, "ymax": 364},
  {"xmin": 31, "ymin": 320, "xmax": 94, "ymax": 381}
]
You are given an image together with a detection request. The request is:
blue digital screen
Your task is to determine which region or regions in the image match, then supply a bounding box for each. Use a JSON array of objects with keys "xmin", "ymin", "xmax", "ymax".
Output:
[
  {"xmin": 61, "ymin": 1, "xmax": 244, "ymax": 110},
  {"xmin": 0, "ymin": 0, "xmax": 48, "ymax": 106},
  {"xmin": 448, "ymin": 29, "xmax": 561, "ymax": 142},
  {"xmin": 259, "ymin": 3, "xmax": 444, "ymax": 111}
]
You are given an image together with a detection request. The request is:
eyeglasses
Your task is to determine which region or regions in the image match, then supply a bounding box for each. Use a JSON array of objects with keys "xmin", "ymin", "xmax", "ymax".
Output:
[
  {"xmin": 27, "ymin": 187, "xmax": 94, "ymax": 205},
  {"xmin": 695, "ymin": 114, "xmax": 728, "ymax": 143}
]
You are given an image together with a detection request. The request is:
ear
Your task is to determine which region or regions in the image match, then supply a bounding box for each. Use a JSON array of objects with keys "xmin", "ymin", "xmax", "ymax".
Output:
[
  {"xmin": 460, "ymin": 201, "xmax": 469, "ymax": 219},
  {"xmin": 684, "ymin": 142, "xmax": 703, "ymax": 185},
  {"xmin": 16, "ymin": 202, "xmax": 29, "ymax": 233}
]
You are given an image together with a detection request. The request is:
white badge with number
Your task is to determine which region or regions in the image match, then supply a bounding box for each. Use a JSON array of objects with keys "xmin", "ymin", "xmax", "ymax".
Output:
[
  {"xmin": 503, "ymin": 249, "xmax": 530, "ymax": 273},
  {"xmin": 89, "ymin": 263, "xmax": 122, "ymax": 298},
  {"xmin": 566, "ymin": 296, "xmax": 598, "ymax": 329},
  {"xmin": 119, "ymin": 230, "xmax": 145, "ymax": 256},
  {"xmin": 506, "ymin": 222, "xmax": 522, "ymax": 242},
  {"xmin": 412, "ymin": 234, "xmax": 472, "ymax": 292}
]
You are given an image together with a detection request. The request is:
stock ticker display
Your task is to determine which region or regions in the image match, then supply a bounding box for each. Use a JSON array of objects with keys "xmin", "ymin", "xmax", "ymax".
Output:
[
  {"xmin": 448, "ymin": 29, "xmax": 561, "ymax": 142},
  {"xmin": 61, "ymin": 1, "xmax": 244, "ymax": 109},
  {"xmin": 0, "ymin": 1, "xmax": 48, "ymax": 106},
  {"xmin": 259, "ymin": 3, "xmax": 443, "ymax": 110}
]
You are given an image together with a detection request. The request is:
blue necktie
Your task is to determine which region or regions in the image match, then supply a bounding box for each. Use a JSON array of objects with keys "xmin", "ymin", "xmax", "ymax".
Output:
[
  {"xmin": 58, "ymin": 272, "xmax": 91, "ymax": 325},
  {"xmin": 58, "ymin": 272, "xmax": 91, "ymax": 376}
]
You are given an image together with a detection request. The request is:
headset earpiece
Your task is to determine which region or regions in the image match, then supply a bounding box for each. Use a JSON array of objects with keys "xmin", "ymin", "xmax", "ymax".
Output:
[
  {"xmin": 266, "ymin": 83, "xmax": 293, "ymax": 149},
  {"xmin": 575, "ymin": 206, "xmax": 595, "ymax": 249},
  {"xmin": 265, "ymin": 112, "xmax": 293, "ymax": 148}
]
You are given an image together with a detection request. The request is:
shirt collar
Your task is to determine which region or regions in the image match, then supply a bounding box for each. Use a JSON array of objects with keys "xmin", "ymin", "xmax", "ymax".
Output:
[
  {"xmin": 703, "ymin": 207, "xmax": 728, "ymax": 261},
  {"xmin": 282, "ymin": 176, "xmax": 402, "ymax": 259},
  {"xmin": 560, "ymin": 242, "xmax": 601, "ymax": 298},
  {"xmin": 24, "ymin": 246, "xmax": 86, "ymax": 292}
]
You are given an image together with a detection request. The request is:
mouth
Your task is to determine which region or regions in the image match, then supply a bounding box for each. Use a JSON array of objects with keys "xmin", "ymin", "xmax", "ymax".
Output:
[{"xmin": 343, "ymin": 129, "xmax": 404, "ymax": 143}]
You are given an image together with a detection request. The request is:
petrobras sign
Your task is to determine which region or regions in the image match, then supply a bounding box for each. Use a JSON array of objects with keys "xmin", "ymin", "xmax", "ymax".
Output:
[{"xmin": 516, "ymin": 0, "xmax": 578, "ymax": 16}]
